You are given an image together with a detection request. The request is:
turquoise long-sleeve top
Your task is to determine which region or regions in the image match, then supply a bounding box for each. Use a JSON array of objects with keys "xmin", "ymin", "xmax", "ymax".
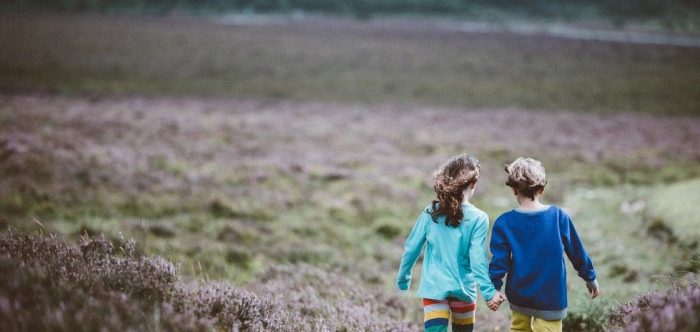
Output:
[{"xmin": 396, "ymin": 203, "xmax": 496, "ymax": 302}]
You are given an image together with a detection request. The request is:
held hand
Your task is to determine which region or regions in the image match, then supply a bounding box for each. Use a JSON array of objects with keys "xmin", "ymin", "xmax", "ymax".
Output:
[
  {"xmin": 486, "ymin": 292, "xmax": 506, "ymax": 311},
  {"xmin": 586, "ymin": 280, "xmax": 600, "ymax": 299},
  {"xmin": 487, "ymin": 293, "xmax": 504, "ymax": 311},
  {"xmin": 486, "ymin": 299, "xmax": 498, "ymax": 311}
]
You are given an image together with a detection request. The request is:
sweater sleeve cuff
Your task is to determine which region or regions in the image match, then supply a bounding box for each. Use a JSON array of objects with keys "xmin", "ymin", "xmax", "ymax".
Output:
[
  {"xmin": 492, "ymin": 280, "xmax": 503, "ymax": 291},
  {"xmin": 482, "ymin": 288, "xmax": 496, "ymax": 302},
  {"xmin": 586, "ymin": 279, "xmax": 599, "ymax": 290},
  {"xmin": 579, "ymin": 269, "xmax": 596, "ymax": 282},
  {"xmin": 396, "ymin": 275, "xmax": 411, "ymax": 290}
]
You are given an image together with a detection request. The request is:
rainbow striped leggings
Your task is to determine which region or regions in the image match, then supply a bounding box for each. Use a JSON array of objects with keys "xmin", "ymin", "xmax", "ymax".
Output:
[{"xmin": 423, "ymin": 298, "xmax": 475, "ymax": 332}]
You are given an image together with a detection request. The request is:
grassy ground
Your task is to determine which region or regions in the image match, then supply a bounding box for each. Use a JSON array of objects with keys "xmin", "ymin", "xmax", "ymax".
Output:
[
  {"xmin": 647, "ymin": 178, "xmax": 700, "ymax": 245},
  {"xmin": 1, "ymin": 13, "xmax": 699, "ymax": 115}
]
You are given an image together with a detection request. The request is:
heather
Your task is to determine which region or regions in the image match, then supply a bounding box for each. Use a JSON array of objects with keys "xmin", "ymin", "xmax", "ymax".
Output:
[
  {"xmin": 0, "ymin": 230, "xmax": 416, "ymax": 331},
  {"xmin": 608, "ymin": 279, "xmax": 700, "ymax": 332}
]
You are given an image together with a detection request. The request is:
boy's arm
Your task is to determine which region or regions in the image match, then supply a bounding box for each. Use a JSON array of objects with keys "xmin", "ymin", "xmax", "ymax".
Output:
[
  {"xmin": 468, "ymin": 215, "xmax": 496, "ymax": 301},
  {"xmin": 560, "ymin": 212, "xmax": 597, "ymax": 282},
  {"xmin": 396, "ymin": 210, "xmax": 428, "ymax": 290},
  {"xmin": 489, "ymin": 218, "xmax": 510, "ymax": 291}
]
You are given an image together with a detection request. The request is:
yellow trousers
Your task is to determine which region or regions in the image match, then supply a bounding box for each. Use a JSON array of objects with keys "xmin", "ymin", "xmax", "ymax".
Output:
[{"xmin": 510, "ymin": 310, "xmax": 562, "ymax": 332}]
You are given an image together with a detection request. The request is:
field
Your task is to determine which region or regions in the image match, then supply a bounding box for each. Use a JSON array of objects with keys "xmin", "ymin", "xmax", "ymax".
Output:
[
  {"xmin": 1, "ymin": 14, "xmax": 700, "ymax": 115},
  {"xmin": 1, "ymin": 12, "xmax": 700, "ymax": 331}
]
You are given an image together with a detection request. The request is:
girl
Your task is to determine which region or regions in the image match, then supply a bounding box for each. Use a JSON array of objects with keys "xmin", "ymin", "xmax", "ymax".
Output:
[{"xmin": 397, "ymin": 154, "xmax": 504, "ymax": 332}]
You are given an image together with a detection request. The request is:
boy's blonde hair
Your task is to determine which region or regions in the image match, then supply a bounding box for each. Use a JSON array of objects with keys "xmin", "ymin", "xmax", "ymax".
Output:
[{"xmin": 505, "ymin": 157, "xmax": 547, "ymax": 200}]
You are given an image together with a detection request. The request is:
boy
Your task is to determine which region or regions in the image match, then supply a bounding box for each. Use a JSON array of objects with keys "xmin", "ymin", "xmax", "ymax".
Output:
[{"xmin": 488, "ymin": 157, "xmax": 599, "ymax": 332}]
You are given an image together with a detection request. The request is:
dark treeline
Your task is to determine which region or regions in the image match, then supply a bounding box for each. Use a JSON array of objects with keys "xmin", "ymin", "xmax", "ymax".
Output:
[{"xmin": 5, "ymin": 0, "xmax": 700, "ymax": 24}]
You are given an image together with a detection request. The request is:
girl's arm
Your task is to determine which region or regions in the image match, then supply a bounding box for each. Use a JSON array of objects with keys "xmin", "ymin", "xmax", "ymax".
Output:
[
  {"xmin": 489, "ymin": 218, "xmax": 510, "ymax": 291},
  {"xmin": 396, "ymin": 211, "xmax": 428, "ymax": 290},
  {"xmin": 469, "ymin": 215, "xmax": 497, "ymax": 301}
]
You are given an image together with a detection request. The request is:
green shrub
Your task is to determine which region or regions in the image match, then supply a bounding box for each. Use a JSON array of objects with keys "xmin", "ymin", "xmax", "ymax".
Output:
[
  {"xmin": 208, "ymin": 199, "xmax": 273, "ymax": 221},
  {"xmin": 564, "ymin": 295, "xmax": 613, "ymax": 332},
  {"xmin": 375, "ymin": 223, "xmax": 401, "ymax": 239}
]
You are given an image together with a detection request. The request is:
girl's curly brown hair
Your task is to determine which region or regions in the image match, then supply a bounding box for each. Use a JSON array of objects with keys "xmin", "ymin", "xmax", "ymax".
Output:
[{"xmin": 429, "ymin": 154, "xmax": 480, "ymax": 227}]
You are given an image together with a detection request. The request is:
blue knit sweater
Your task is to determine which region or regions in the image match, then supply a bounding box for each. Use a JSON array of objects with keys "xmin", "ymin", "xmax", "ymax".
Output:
[{"xmin": 489, "ymin": 205, "xmax": 596, "ymax": 319}]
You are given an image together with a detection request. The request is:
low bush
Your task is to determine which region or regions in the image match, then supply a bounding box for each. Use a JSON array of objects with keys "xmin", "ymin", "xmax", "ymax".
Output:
[
  {"xmin": 563, "ymin": 297, "xmax": 612, "ymax": 332},
  {"xmin": 254, "ymin": 264, "xmax": 415, "ymax": 331},
  {"xmin": 608, "ymin": 280, "xmax": 700, "ymax": 331},
  {"xmin": 0, "ymin": 229, "xmax": 290, "ymax": 331},
  {"xmin": 0, "ymin": 229, "xmax": 199, "ymax": 331},
  {"xmin": 0, "ymin": 229, "xmax": 415, "ymax": 331}
]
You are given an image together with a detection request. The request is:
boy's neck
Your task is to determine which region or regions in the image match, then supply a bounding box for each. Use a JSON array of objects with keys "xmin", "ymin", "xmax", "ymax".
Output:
[{"xmin": 517, "ymin": 196, "xmax": 546, "ymax": 210}]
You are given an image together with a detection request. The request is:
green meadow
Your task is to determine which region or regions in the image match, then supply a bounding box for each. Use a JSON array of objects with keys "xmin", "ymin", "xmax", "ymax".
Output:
[{"xmin": 1, "ymin": 14, "xmax": 699, "ymax": 115}]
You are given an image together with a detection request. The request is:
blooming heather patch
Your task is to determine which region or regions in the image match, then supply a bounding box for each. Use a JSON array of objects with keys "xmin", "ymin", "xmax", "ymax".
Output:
[
  {"xmin": 0, "ymin": 230, "xmax": 211, "ymax": 331},
  {"xmin": 0, "ymin": 230, "xmax": 416, "ymax": 331},
  {"xmin": 608, "ymin": 280, "xmax": 700, "ymax": 331},
  {"xmin": 253, "ymin": 264, "xmax": 417, "ymax": 331},
  {"xmin": 1, "ymin": 94, "xmax": 699, "ymax": 215}
]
